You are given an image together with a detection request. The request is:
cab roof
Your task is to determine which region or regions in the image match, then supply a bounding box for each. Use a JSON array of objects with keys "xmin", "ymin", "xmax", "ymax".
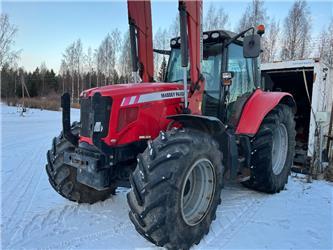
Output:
[{"xmin": 170, "ymin": 30, "xmax": 243, "ymax": 48}]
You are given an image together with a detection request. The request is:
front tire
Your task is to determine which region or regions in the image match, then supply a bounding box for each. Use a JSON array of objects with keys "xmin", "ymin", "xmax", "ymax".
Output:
[
  {"xmin": 46, "ymin": 123, "xmax": 115, "ymax": 204},
  {"xmin": 243, "ymin": 104, "xmax": 296, "ymax": 193},
  {"xmin": 127, "ymin": 128, "xmax": 223, "ymax": 249}
]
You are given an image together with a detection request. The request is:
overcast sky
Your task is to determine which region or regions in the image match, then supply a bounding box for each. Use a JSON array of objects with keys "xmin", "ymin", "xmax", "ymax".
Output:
[{"xmin": 2, "ymin": 0, "xmax": 332, "ymax": 72}]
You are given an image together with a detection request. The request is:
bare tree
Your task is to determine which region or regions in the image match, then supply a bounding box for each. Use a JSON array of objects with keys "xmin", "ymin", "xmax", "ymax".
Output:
[
  {"xmin": 74, "ymin": 39, "xmax": 83, "ymax": 98},
  {"xmin": 40, "ymin": 62, "xmax": 47, "ymax": 96},
  {"xmin": 59, "ymin": 59, "xmax": 67, "ymax": 93},
  {"xmin": 237, "ymin": 0, "xmax": 267, "ymax": 32},
  {"xmin": 85, "ymin": 46, "xmax": 94, "ymax": 88},
  {"xmin": 0, "ymin": 13, "xmax": 20, "ymax": 68},
  {"xmin": 318, "ymin": 18, "xmax": 333, "ymax": 67},
  {"xmin": 119, "ymin": 31, "xmax": 132, "ymax": 82},
  {"xmin": 281, "ymin": 0, "xmax": 311, "ymax": 60},
  {"xmin": 262, "ymin": 18, "xmax": 280, "ymax": 62},
  {"xmin": 169, "ymin": 15, "xmax": 180, "ymax": 38},
  {"xmin": 153, "ymin": 28, "xmax": 169, "ymax": 79},
  {"xmin": 204, "ymin": 3, "xmax": 229, "ymax": 30},
  {"xmin": 96, "ymin": 30, "xmax": 121, "ymax": 85},
  {"xmin": 63, "ymin": 42, "xmax": 76, "ymax": 102}
]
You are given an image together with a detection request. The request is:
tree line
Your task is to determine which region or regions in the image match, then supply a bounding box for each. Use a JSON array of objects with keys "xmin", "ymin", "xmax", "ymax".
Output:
[{"xmin": 1, "ymin": 0, "xmax": 333, "ymax": 103}]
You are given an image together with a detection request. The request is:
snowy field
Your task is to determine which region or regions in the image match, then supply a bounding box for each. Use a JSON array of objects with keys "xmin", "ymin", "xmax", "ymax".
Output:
[{"xmin": 1, "ymin": 103, "xmax": 332, "ymax": 249}]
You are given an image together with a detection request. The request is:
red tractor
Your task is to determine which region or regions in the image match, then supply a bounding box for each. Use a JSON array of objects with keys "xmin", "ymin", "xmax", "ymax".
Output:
[{"xmin": 46, "ymin": 1, "xmax": 296, "ymax": 249}]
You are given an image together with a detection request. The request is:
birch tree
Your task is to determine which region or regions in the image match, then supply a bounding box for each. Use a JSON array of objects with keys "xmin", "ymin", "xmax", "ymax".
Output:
[
  {"xmin": 153, "ymin": 28, "xmax": 169, "ymax": 79},
  {"xmin": 75, "ymin": 39, "xmax": 83, "ymax": 97},
  {"xmin": 169, "ymin": 15, "xmax": 180, "ymax": 38},
  {"xmin": 96, "ymin": 30, "xmax": 121, "ymax": 85},
  {"xmin": 237, "ymin": 0, "xmax": 267, "ymax": 32},
  {"xmin": 63, "ymin": 42, "xmax": 76, "ymax": 102},
  {"xmin": 280, "ymin": 0, "xmax": 311, "ymax": 60},
  {"xmin": 0, "ymin": 14, "xmax": 20, "ymax": 68},
  {"xmin": 204, "ymin": 3, "xmax": 229, "ymax": 30},
  {"xmin": 59, "ymin": 59, "xmax": 67, "ymax": 93},
  {"xmin": 85, "ymin": 47, "xmax": 94, "ymax": 88},
  {"xmin": 318, "ymin": 19, "xmax": 333, "ymax": 67},
  {"xmin": 119, "ymin": 31, "xmax": 132, "ymax": 83},
  {"xmin": 262, "ymin": 18, "xmax": 280, "ymax": 62},
  {"xmin": 40, "ymin": 62, "xmax": 47, "ymax": 96}
]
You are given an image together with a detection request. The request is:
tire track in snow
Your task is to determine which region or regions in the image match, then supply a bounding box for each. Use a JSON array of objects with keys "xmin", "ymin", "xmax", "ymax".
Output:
[
  {"xmin": 196, "ymin": 183, "xmax": 269, "ymax": 249},
  {"xmin": 3, "ymin": 140, "xmax": 49, "ymax": 245},
  {"xmin": 44, "ymin": 221, "xmax": 129, "ymax": 250},
  {"xmin": 7, "ymin": 204, "xmax": 80, "ymax": 248},
  {"xmin": 2, "ymin": 132, "xmax": 51, "ymax": 150},
  {"xmin": 6, "ymin": 195, "xmax": 134, "ymax": 249}
]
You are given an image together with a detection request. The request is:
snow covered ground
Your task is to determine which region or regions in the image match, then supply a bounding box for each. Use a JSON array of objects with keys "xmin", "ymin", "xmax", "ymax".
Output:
[{"xmin": 1, "ymin": 103, "xmax": 332, "ymax": 249}]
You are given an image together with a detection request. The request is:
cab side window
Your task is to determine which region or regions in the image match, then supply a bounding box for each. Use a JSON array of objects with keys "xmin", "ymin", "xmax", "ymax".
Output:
[{"xmin": 227, "ymin": 43, "xmax": 255, "ymax": 103}]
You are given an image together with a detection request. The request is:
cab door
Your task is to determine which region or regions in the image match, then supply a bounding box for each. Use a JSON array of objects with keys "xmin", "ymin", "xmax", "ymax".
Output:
[{"xmin": 226, "ymin": 43, "xmax": 257, "ymax": 127}]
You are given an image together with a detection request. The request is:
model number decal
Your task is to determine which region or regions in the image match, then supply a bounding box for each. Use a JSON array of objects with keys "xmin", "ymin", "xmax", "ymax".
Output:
[
  {"xmin": 121, "ymin": 90, "xmax": 184, "ymax": 107},
  {"xmin": 161, "ymin": 91, "xmax": 184, "ymax": 98}
]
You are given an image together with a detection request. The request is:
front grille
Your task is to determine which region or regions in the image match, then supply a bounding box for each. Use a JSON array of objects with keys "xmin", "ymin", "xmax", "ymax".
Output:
[
  {"xmin": 80, "ymin": 98, "xmax": 92, "ymax": 137},
  {"xmin": 79, "ymin": 96, "xmax": 112, "ymax": 139}
]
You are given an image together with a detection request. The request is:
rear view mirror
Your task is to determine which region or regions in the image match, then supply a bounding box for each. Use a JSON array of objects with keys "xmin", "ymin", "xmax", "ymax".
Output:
[{"xmin": 243, "ymin": 34, "xmax": 261, "ymax": 58}]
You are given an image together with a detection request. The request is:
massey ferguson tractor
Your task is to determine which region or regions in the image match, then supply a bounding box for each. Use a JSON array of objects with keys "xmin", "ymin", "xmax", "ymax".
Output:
[{"xmin": 46, "ymin": 0, "xmax": 296, "ymax": 249}]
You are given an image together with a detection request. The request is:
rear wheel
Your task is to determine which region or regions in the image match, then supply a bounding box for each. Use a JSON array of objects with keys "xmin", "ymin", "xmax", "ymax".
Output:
[
  {"xmin": 243, "ymin": 104, "xmax": 296, "ymax": 193},
  {"xmin": 46, "ymin": 123, "xmax": 115, "ymax": 204},
  {"xmin": 127, "ymin": 128, "xmax": 223, "ymax": 249}
]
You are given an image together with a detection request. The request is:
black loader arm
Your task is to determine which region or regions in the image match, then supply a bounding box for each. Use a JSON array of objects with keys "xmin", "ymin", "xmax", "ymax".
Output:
[{"xmin": 61, "ymin": 93, "xmax": 79, "ymax": 146}]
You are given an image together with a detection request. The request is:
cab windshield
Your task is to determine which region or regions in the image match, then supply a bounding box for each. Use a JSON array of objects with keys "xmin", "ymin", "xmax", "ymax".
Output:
[{"xmin": 166, "ymin": 44, "xmax": 222, "ymax": 98}]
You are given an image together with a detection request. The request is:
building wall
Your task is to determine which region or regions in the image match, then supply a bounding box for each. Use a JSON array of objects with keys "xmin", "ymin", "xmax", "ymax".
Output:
[{"xmin": 308, "ymin": 62, "xmax": 333, "ymax": 157}]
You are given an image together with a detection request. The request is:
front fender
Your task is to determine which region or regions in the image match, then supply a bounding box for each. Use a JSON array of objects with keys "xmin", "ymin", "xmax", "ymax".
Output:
[
  {"xmin": 235, "ymin": 89, "xmax": 296, "ymax": 136},
  {"xmin": 167, "ymin": 114, "xmax": 225, "ymax": 135}
]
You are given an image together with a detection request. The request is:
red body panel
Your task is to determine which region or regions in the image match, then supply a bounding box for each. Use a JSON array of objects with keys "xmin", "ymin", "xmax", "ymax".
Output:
[
  {"xmin": 127, "ymin": 1, "xmax": 154, "ymax": 82},
  {"xmin": 182, "ymin": 0, "xmax": 201, "ymax": 86},
  {"xmin": 80, "ymin": 83, "xmax": 184, "ymax": 146},
  {"xmin": 235, "ymin": 89, "xmax": 293, "ymax": 135}
]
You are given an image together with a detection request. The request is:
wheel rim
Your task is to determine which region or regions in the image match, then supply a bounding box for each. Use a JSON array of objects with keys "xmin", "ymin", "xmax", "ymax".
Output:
[
  {"xmin": 272, "ymin": 123, "xmax": 288, "ymax": 175},
  {"xmin": 180, "ymin": 159, "xmax": 216, "ymax": 226}
]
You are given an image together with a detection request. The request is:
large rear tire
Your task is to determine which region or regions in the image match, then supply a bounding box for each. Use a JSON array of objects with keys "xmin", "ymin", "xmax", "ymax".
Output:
[
  {"xmin": 127, "ymin": 128, "xmax": 223, "ymax": 249},
  {"xmin": 46, "ymin": 122, "xmax": 115, "ymax": 204},
  {"xmin": 243, "ymin": 104, "xmax": 296, "ymax": 193}
]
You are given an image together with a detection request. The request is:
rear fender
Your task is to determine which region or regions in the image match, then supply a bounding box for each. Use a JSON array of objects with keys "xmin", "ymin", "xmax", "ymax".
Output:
[{"xmin": 235, "ymin": 89, "xmax": 296, "ymax": 136}]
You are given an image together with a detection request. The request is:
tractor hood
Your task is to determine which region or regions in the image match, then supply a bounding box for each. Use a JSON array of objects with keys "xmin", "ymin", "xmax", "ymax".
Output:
[
  {"xmin": 79, "ymin": 82, "xmax": 185, "ymax": 146},
  {"xmin": 82, "ymin": 82, "xmax": 184, "ymax": 98}
]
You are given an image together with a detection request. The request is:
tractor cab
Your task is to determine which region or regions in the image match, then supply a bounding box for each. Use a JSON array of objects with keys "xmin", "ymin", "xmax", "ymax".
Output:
[{"xmin": 164, "ymin": 30, "xmax": 261, "ymax": 125}]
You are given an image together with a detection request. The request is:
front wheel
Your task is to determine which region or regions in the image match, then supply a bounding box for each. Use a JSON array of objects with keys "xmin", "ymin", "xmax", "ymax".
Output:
[
  {"xmin": 46, "ymin": 123, "xmax": 115, "ymax": 204},
  {"xmin": 127, "ymin": 128, "xmax": 223, "ymax": 249},
  {"xmin": 243, "ymin": 104, "xmax": 296, "ymax": 193}
]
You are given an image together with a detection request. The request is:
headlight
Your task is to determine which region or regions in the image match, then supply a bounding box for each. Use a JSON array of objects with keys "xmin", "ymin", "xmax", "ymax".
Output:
[{"xmin": 211, "ymin": 32, "xmax": 220, "ymax": 39}]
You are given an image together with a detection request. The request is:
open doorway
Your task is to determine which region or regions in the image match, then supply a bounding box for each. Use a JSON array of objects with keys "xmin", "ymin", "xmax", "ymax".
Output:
[{"xmin": 262, "ymin": 67, "xmax": 314, "ymax": 166}]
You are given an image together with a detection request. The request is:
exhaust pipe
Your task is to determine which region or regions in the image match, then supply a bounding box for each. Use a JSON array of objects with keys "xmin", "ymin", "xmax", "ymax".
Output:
[
  {"xmin": 179, "ymin": 2, "xmax": 189, "ymax": 111},
  {"xmin": 61, "ymin": 93, "xmax": 78, "ymax": 146}
]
